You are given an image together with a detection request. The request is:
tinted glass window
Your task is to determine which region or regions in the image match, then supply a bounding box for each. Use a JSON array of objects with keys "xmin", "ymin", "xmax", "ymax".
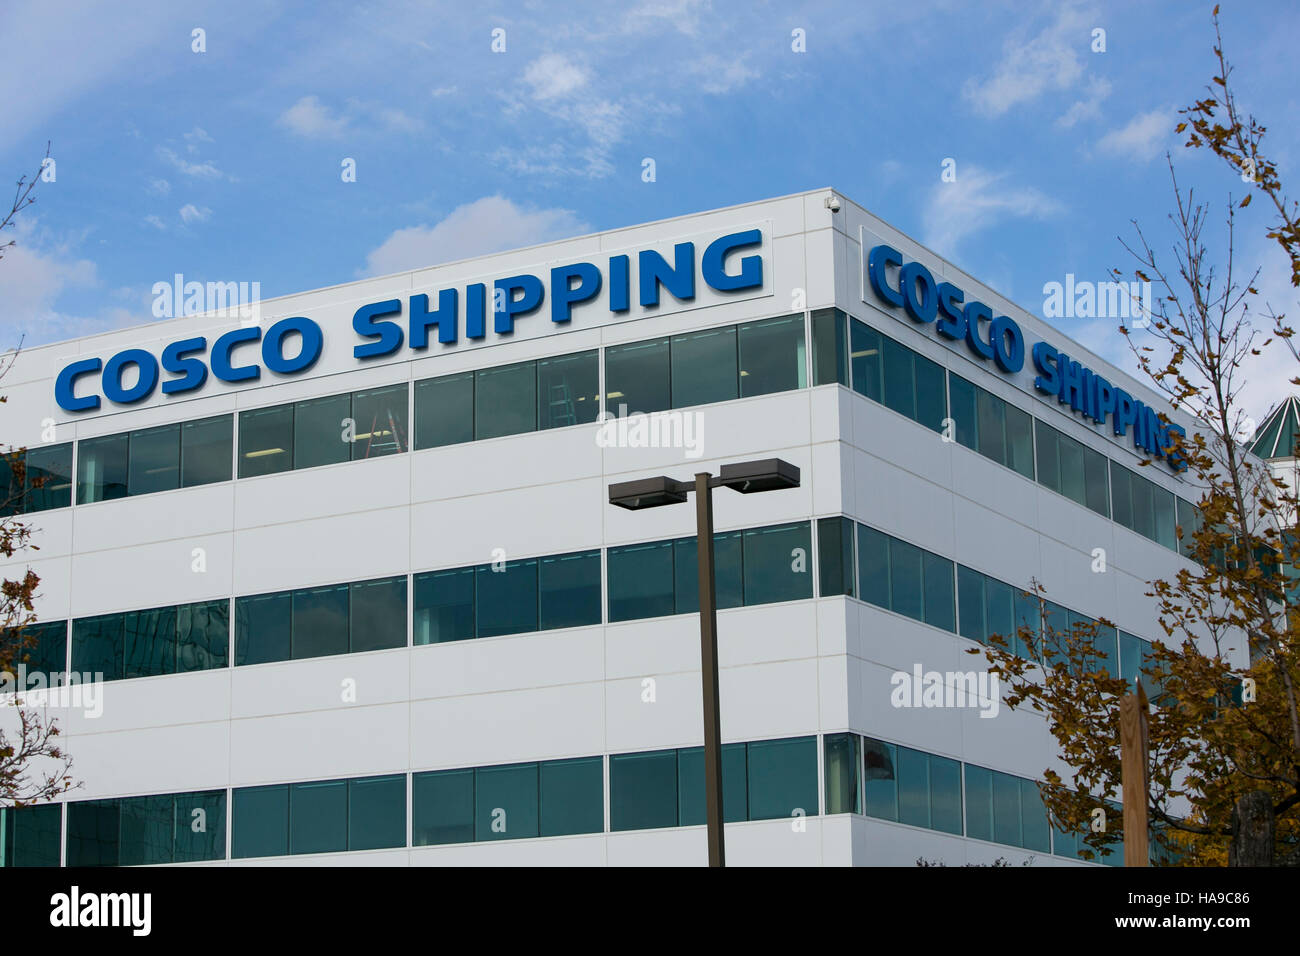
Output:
[
  {"xmin": 608, "ymin": 540, "xmax": 674, "ymax": 622},
  {"xmin": 122, "ymin": 605, "xmax": 177, "ymax": 679},
  {"xmin": 849, "ymin": 319, "xmax": 882, "ymax": 402},
  {"xmin": 930, "ymin": 755, "xmax": 963, "ymax": 835},
  {"xmin": 673, "ymin": 531, "xmax": 743, "ymax": 614},
  {"xmin": 181, "ymin": 415, "xmax": 232, "ymax": 487},
  {"xmin": 743, "ymin": 522, "xmax": 813, "ymax": 605},
  {"xmin": 475, "ymin": 762, "xmax": 539, "ymax": 841},
  {"xmin": 671, "ymin": 325, "xmax": 737, "ymax": 408},
  {"xmin": 350, "ymin": 576, "xmax": 407, "ymax": 652},
  {"xmin": 881, "ymin": 336, "xmax": 916, "ymax": 420},
  {"xmin": 413, "ymin": 768, "xmax": 474, "ymax": 846},
  {"xmin": 1, "ymin": 803, "xmax": 62, "ymax": 867},
  {"xmin": 856, "ymin": 524, "xmax": 890, "ymax": 608},
  {"xmin": 414, "ymin": 372, "xmax": 474, "ymax": 449},
  {"xmin": 862, "ymin": 738, "xmax": 898, "ymax": 821},
  {"xmin": 538, "ymin": 351, "xmax": 600, "ymax": 429},
  {"xmin": 235, "ymin": 591, "xmax": 291, "ymax": 666},
  {"xmin": 889, "ymin": 537, "xmax": 924, "ymax": 621},
  {"xmin": 817, "ymin": 516, "xmax": 855, "ymax": 598},
  {"xmin": 476, "ymin": 361, "xmax": 536, "ymax": 440},
  {"xmin": 539, "ymin": 756, "xmax": 604, "ymax": 837},
  {"xmin": 72, "ymin": 613, "xmax": 124, "ymax": 682},
  {"xmin": 811, "ymin": 308, "xmax": 848, "ymax": 387},
  {"xmin": 738, "ymin": 314, "xmax": 805, "ymax": 397},
  {"xmin": 678, "ymin": 744, "xmax": 747, "ymax": 824},
  {"xmin": 24, "ymin": 442, "xmax": 73, "ymax": 511},
  {"xmin": 290, "ymin": 779, "xmax": 348, "ymax": 854},
  {"xmin": 128, "ymin": 423, "xmax": 180, "ymax": 495},
  {"xmin": 352, "ymin": 384, "xmax": 408, "ymax": 459},
  {"xmin": 118, "ymin": 793, "xmax": 174, "ymax": 865},
  {"xmin": 239, "ymin": 404, "xmax": 293, "ymax": 478},
  {"xmin": 823, "ymin": 733, "xmax": 860, "ymax": 815},
  {"xmin": 233, "ymin": 784, "xmax": 289, "ymax": 858},
  {"xmin": 476, "ymin": 559, "xmax": 538, "ymax": 638},
  {"xmin": 293, "ymin": 584, "xmax": 349, "ymax": 659},
  {"xmin": 606, "ymin": 338, "xmax": 670, "ymax": 416},
  {"xmin": 922, "ymin": 551, "xmax": 955, "ymax": 632},
  {"xmin": 349, "ymin": 774, "xmax": 405, "ymax": 851},
  {"xmin": 957, "ymin": 565, "xmax": 986, "ymax": 643},
  {"xmin": 610, "ymin": 750, "xmax": 678, "ymax": 831},
  {"xmin": 76, "ymin": 433, "xmax": 128, "ymax": 503},
  {"xmin": 176, "ymin": 599, "xmax": 228, "ymax": 673},
  {"xmin": 173, "ymin": 790, "xmax": 226, "ymax": 863},
  {"xmin": 746, "ymin": 736, "xmax": 817, "ymax": 821},
  {"xmin": 539, "ymin": 550, "xmax": 601, "ymax": 630},
  {"xmin": 294, "ymin": 393, "xmax": 351, "ymax": 469},
  {"xmin": 67, "ymin": 800, "xmax": 120, "ymax": 865},
  {"xmin": 413, "ymin": 566, "xmax": 475, "ymax": 644}
]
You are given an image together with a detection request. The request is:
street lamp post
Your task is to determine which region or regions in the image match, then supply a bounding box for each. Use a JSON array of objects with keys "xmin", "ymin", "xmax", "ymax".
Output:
[{"xmin": 609, "ymin": 458, "xmax": 800, "ymax": 867}]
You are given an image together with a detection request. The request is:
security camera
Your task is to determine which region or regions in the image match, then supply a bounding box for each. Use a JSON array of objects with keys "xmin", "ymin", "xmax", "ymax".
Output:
[{"xmin": 824, "ymin": 194, "xmax": 840, "ymax": 213}]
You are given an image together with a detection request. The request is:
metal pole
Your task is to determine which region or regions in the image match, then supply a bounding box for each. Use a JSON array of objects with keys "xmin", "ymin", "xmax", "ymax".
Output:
[{"xmin": 695, "ymin": 471, "xmax": 724, "ymax": 867}]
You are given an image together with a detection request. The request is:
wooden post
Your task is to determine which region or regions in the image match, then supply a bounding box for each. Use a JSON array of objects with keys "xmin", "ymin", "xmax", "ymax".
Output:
[
  {"xmin": 1120, "ymin": 683, "xmax": 1150, "ymax": 866},
  {"xmin": 695, "ymin": 472, "xmax": 724, "ymax": 867}
]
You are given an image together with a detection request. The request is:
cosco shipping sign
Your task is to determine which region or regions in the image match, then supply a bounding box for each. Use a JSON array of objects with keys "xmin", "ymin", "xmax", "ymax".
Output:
[
  {"xmin": 55, "ymin": 229, "xmax": 766, "ymax": 413},
  {"xmin": 862, "ymin": 238, "xmax": 1185, "ymax": 472}
]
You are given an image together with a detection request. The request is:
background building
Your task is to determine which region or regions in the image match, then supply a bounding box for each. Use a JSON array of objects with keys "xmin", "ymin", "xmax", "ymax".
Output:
[{"xmin": 0, "ymin": 188, "xmax": 1220, "ymax": 866}]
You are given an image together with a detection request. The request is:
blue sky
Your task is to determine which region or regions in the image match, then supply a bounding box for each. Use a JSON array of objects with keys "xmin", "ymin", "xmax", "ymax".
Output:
[{"xmin": 2, "ymin": 0, "xmax": 1297, "ymax": 417}]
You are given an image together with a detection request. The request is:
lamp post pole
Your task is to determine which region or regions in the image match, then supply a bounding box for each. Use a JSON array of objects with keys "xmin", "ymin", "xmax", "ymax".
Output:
[{"xmin": 695, "ymin": 472, "xmax": 725, "ymax": 867}]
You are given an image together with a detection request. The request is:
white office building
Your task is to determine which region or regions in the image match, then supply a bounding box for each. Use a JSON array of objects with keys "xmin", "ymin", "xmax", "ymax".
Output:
[{"xmin": 0, "ymin": 188, "xmax": 1215, "ymax": 866}]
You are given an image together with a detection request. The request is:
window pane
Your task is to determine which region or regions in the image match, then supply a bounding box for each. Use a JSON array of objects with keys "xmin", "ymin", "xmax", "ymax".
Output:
[
  {"xmin": 122, "ymin": 605, "xmax": 177, "ymax": 679},
  {"xmin": 1013, "ymin": 589, "xmax": 1040, "ymax": 660},
  {"xmin": 67, "ymin": 801, "xmax": 120, "ymax": 866},
  {"xmin": 1020, "ymin": 778, "xmax": 1051, "ymax": 852},
  {"xmin": 1005, "ymin": 403, "xmax": 1035, "ymax": 480},
  {"xmin": 914, "ymin": 352, "xmax": 947, "ymax": 434},
  {"xmin": 862, "ymin": 738, "xmax": 898, "ymax": 821},
  {"xmin": 539, "ymin": 550, "xmax": 601, "ymax": 630},
  {"xmin": 475, "ymin": 763, "xmax": 539, "ymax": 841},
  {"xmin": 817, "ymin": 516, "xmax": 855, "ymax": 598},
  {"xmin": 2, "ymin": 803, "xmax": 62, "ymax": 867},
  {"xmin": 1153, "ymin": 486, "xmax": 1177, "ymax": 550},
  {"xmin": 986, "ymin": 577, "xmax": 1015, "ymax": 649},
  {"xmin": 176, "ymin": 599, "xmax": 228, "ymax": 673},
  {"xmin": 413, "ymin": 769, "xmax": 474, "ymax": 846},
  {"xmin": 349, "ymin": 775, "xmax": 405, "ymax": 851},
  {"xmin": 235, "ymin": 591, "xmax": 291, "ymax": 666},
  {"xmin": 1058, "ymin": 434, "xmax": 1086, "ymax": 506},
  {"xmin": 976, "ymin": 389, "xmax": 1006, "ymax": 465},
  {"xmin": 607, "ymin": 540, "xmax": 674, "ymax": 622},
  {"xmin": 1111, "ymin": 465, "xmax": 1133, "ymax": 530},
  {"xmin": 72, "ymin": 613, "xmax": 123, "ymax": 682},
  {"xmin": 292, "ymin": 584, "xmax": 349, "ymax": 660},
  {"xmin": 1131, "ymin": 472, "xmax": 1156, "ymax": 541},
  {"xmin": 290, "ymin": 779, "xmax": 347, "ymax": 854},
  {"xmin": 238, "ymin": 404, "xmax": 293, "ymax": 478},
  {"xmin": 743, "ymin": 522, "xmax": 813, "ymax": 605},
  {"xmin": 119, "ymin": 794, "xmax": 174, "ymax": 865},
  {"xmin": 476, "ymin": 559, "xmax": 538, "ymax": 638},
  {"xmin": 949, "ymin": 374, "xmax": 978, "ymax": 451},
  {"xmin": 1035, "ymin": 420, "xmax": 1060, "ymax": 495},
  {"xmin": 897, "ymin": 746, "xmax": 930, "ymax": 828},
  {"xmin": 674, "ymin": 531, "xmax": 743, "ymax": 614},
  {"xmin": 923, "ymin": 551, "xmax": 955, "ymax": 631},
  {"xmin": 992, "ymin": 771, "xmax": 1022, "ymax": 847},
  {"xmin": 181, "ymin": 415, "xmax": 232, "ymax": 487},
  {"xmin": 746, "ymin": 736, "xmax": 817, "ymax": 821},
  {"xmin": 677, "ymin": 744, "xmax": 747, "ymax": 825},
  {"xmin": 957, "ymin": 566, "xmax": 986, "ymax": 643},
  {"xmin": 881, "ymin": 336, "xmax": 917, "ymax": 420},
  {"xmin": 352, "ymin": 383, "xmax": 408, "ymax": 459},
  {"xmin": 127, "ymin": 423, "xmax": 180, "ymax": 496},
  {"xmin": 294, "ymin": 393, "xmax": 351, "ymax": 469},
  {"xmin": 232, "ymin": 784, "xmax": 288, "ymax": 858},
  {"xmin": 76, "ymin": 433, "xmax": 129, "ymax": 504},
  {"xmin": 738, "ymin": 314, "xmax": 806, "ymax": 397},
  {"xmin": 856, "ymin": 524, "xmax": 890, "ymax": 608},
  {"xmin": 930, "ymin": 755, "xmax": 963, "ymax": 835},
  {"xmin": 606, "ymin": 338, "xmax": 670, "ymax": 416},
  {"xmin": 964, "ymin": 764, "xmax": 992, "ymax": 842},
  {"xmin": 1177, "ymin": 497, "xmax": 1200, "ymax": 559},
  {"xmin": 811, "ymin": 308, "xmax": 848, "ymax": 387},
  {"xmin": 849, "ymin": 320, "xmax": 882, "ymax": 402},
  {"xmin": 24, "ymin": 442, "xmax": 73, "ymax": 511},
  {"xmin": 539, "ymin": 756, "xmax": 604, "ymax": 837},
  {"xmin": 889, "ymin": 537, "xmax": 924, "ymax": 621},
  {"xmin": 350, "ymin": 576, "xmax": 406, "ymax": 652},
  {"xmin": 414, "ymin": 372, "xmax": 474, "ymax": 449},
  {"xmin": 671, "ymin": 326, "xmax": 738, "ymax": 408},
  {"xmin": 610, "ymin": 750, "xmax": 678, "ymax": 831},
  {"xmin": 1083, "ymin": 446, "xmax": 1110, "ymax": 517},
  {"xmin": 475, "ymin": 361, "xmax": 536, "ymax": 440},
  {"xmin": 538, "ymin": 351, "xmax": 600, "ymax": 429},
  {"xmin": 823, "ymin": 733, "xmax": 860, "ymax": 815},
  {"xmin": 413, "ymin": 567, "xmax": 475, "ymax": 644},
  {"xmin": 173, "ymin": 790, "xmax": 225, "ymax": 863},
  {"xmin": 14, "ymin": 620, "xmax": 67, "ymax": 682}
]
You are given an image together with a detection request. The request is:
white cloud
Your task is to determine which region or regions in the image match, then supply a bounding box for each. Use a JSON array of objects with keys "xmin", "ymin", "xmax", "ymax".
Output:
[
  {"xmin": 1096, "ymin": 109, "xmax": 1175, "ymax": 162},
  {"xmin": 362, "ymin": 196, "xmax": 590, "ymax": 276},
  {"xmin": 179, "ymin": 204, "xmax": 211, "ymax": 224},
  {"xmin": 183, "ymin": 126, "xmax": 214, "ymax": 151},
  {"xmin": 430, "ymin": 85, "xmax": 458, "ymax": 97},
  {"xmin": 689, "ymin": 53, "xmax": 759, "ymax": 94},
  {"xmin": 278, "ymin": 95, "xmax": 350, "ymax": 138},
  {"xmin": 523, "ymin": 54, "xmax": 589, "ymax": 100},
  {"xmin": 144, "ymin": 214, "xmax": 166, "ymax": 230},
  {"xmin": 922, "ymin": 164, "xmax": 1065, "ymax": 253},
  {"xmin": 963, "ymin": 4, "xmax": 1094, "ymax": 117},
  {"xmin": 1057, "ymin": 76, "xmax": 1112, "ymax": 128},
  {"xmin": 157, "ymin": 146, "xmax": 228, "ymax": 180},
  {"xmin": 146, "ymin": 177, "xmax": 171, "ymax": 196}
]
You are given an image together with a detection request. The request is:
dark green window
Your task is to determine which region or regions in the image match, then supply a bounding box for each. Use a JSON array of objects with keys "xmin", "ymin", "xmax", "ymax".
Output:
[
  {"xmin": 73, "ymin": 600, "xmax": 228, "ymax": 682},
  {"xmin": 293, "ymin": 584, "xmax": 349, "ymax": 659},
  {"xmin": 475, "ymin": 762, "xmax": 539, "ymax": 841},
  {"xmin": 743, "ymin": 522, "xmax": 813, "ymax": 605},
  {"xmin": 414, "ymin": 371, "xmax": 474, "ymax": 449},
  {"xmin": 610, "ymin": 750, "xmax": 678, "ymax": 831},
  {"xmin": 476, "ymin": 361, "xmax": 536, "ymax": 440},
  {"xmin": 234, "ymin": 774, "xmax": 403, "ymax": 858},
  {"xmin": 69, "ymin": 790, "xmax": 226, "ymax": 865},
  {"xmin": 1176, "ymin": 496, "xmax": 1201, "ymax": 560},
  {"xmin": 1111, "ymin": 464, "xmax": 1177, "ymax": 549},
  {"xmin": 238, "ymin": 403, "xmax": 294, "ymax": 477},
  {"xmin": 352, "ymin": 384, "xmax": 408, "ymax": 459},
  {"xmin": 747, "ymin": 736, "xmax": 817, "ymax": 821},
  {"xmin": 539, "ymin": 550, "xmax": 601, "ymax": 630},
  {"xmin": 349, "ymin": 576, "xmax": 407, "ymax": 652},
  {"xmin": 857, "ymin": 524, "xmax": 890, "ymax": 608},
  {"xmin": 606, "ymin": 338, "xmax": 670, "ymax": 416},
  {"xmin": 6, "ymin": 619, "xmax": 67, "ymax": 683},
  {"xmin": 863, "ymin": 739, "xmax": 960, "ymax": 835},
  {"xmin": 677, "ymin": 744, "xmax": 748, "ymax": 825},
  {"xmin": 823, "ymin": 733, "xmax": 861, "ymax": 814},
  {"xmin": 856, "ymin": 523, "xmax": 954, "ymax": 632},
  {"xmin": 538, "ymin": 756, "xmax": 604, "ymax": 837},
  {"xmin": 538, "ymin": 351, "xmax": 600, "ymax": 429},
  {"xmin": 236, "ymin": 576, "xmax": 402, "ymax": 666},
  {"xmin": 958, "ymin": 565, "xmax": 1025, "ymax": 656},
  {"xmin": 235, "ymin": 592, "xmax": 291, "ymax": 665},
  {"xmin": 0, "ymin": 803, "xmax": 61, "ymax": 867},
  {"xmin": 233, "ymin": 784, "xmax": 288, "ymax": 858},
  {"xmin": 127, "ymin": 423, "xmax": 180, "ymax": 495},
  {"xmin": 4, "ymin": 442, "xmax": 74, "ymax": 513},
  {"xmin": 739, "ymin": 314, "xmax": 806, "ymax": 397},
  {"xmin": 811, "ymin": 308, "xmax": 849, "ymax": 387},
  {"xmin": 848, "ymin": 319, "xmax": 945, "ymax": 432},
  {"xmin": 964, "ymin": 764, "xmax": 1051, "ymax": 851},
  {"xmin": 1036, "ymin": 420, "xmax": 1110, "ymax": 518},
  {"xmin": 673, "ymin": 531, "xmax": 743, "ymax": 614},
  {"xmin": 949, "ymin": 374, "xmax": 1034, "ymax": 479},
  {"xmin": 863, "ymin": 738, "xmax": 898, "ymax": 820},
  {"xmin": 413, "ymin": 768, "xmax": 474, "ymax": 846},
  {"xmin": 476, "ymin": 560, "xmax": 539, "ymax": 638},
  {"xmin": 175, "ymin": 600, "xmax": 230, "ymax": 673},
  {"xmin": 180, "ymin": 415, "xmax": 233, "ymax": 487},
  {"xmin": 294, "ymin": 393, "xmax": 351, "ymax": 469},
  {"xmin": 608, "ymin": 539, "xmax": 675, "ymax": 622},
  {"xmin": 413, "ymin": 566, "xmax": 475, "ymax": 644},
  {"xmin": 290, "ymin": 778, "xmax": 348, "ymax": 854},
  {"xmin": 76, "ymin": 433, "xmax": 129, "ymax": 503},
  {"xmin": 817, "ymin": 516, "xmax": 855, "ymax": 597},
  {"xmin": 672, "ymin": 326, "xmax": 738, "ymax": 408},
  {"xmin": 348, "ymin": 774, "xmax": 405, "ymax": 851},
  {"xmin": 849, "ymin": 319, "xmax": 883, "ymax": 402}
]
